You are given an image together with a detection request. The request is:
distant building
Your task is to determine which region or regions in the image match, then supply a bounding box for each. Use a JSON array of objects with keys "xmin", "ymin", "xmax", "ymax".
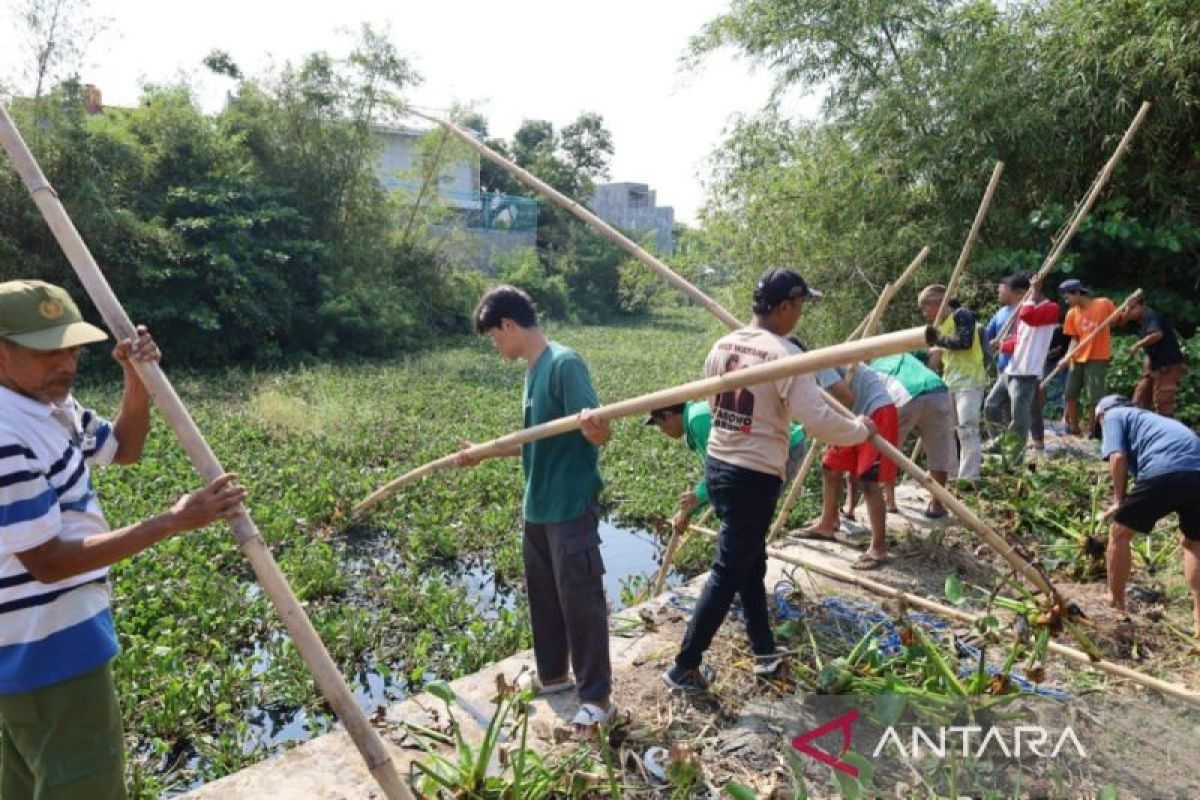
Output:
[
  {"xmin": 588, "ymin": 182, "xmax": 675, "ymax": 254},
  {"xmin": 374, "ymin": 123, "xmax": 480, "ymax": 209},
  {"xmin": 373, "ymin": 124, "xmax": 537, "ymax": 272}
]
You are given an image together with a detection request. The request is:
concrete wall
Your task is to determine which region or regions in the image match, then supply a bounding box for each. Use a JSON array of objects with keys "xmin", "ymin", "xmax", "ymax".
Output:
[
  {"xmin": 432, "ymin": 226, "xmax": 537, "ymax": 274},
  {"xmin": 589, "ymin": 182, "xmax": 675, "ymax": 254}
]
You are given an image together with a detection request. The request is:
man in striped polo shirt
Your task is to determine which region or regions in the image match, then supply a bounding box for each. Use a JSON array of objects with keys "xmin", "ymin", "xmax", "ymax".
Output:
[{"xmin": 0, "ymin": 280, "xmax": 245, "ymax": 799}]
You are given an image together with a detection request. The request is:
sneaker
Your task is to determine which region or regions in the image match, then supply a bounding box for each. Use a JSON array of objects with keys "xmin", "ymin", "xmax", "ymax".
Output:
[
  {"xmin": 753, "ymin": 647, "xmax": 787, "ymax": 677},
  {"xmin": 662, "ymin": 664, "xmax": 714, "ymax": 692}
]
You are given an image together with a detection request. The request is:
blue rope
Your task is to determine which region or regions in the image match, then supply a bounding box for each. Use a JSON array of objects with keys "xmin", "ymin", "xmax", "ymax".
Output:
[
  {"xmin": 786, "ymin": 594, "xmax": 1070, "ymax": 700},
  {"xmin": 674, "ymin": 584, "xmax": 1070, "ymax": 700}
]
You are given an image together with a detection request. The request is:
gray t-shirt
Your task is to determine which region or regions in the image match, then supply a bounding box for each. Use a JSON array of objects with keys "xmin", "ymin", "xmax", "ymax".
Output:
[{"xmin": 817, "ymin": 365, "xmax": 896, "ymax": 416}]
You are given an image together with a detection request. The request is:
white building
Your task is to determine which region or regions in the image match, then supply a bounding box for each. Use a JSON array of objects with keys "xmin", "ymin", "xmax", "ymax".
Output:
[
  {"xmin": 373, "ymin": 124, "xmax": 537, "ymax": 271},
  {"xmin": 374, "ymin": 124, "xmax": 480, "ymax": 209}
]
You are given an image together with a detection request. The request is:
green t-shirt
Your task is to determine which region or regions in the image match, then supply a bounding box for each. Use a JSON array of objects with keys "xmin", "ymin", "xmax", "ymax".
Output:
[
  {"xmin": 870, "ymin": 354, "xmax": 946, "ymax": 399},
  {"xmin": 522, "ymin": 342, "xmax": 604, "ymax": 524},
  {"xmin": 682, "ymin": 400, "xmax": 804, "ymax": 506}
]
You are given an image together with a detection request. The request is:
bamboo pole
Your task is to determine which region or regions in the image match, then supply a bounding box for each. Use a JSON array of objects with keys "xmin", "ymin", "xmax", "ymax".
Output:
[
  {"xmin": 1041, "ymin": 289, "xmax": 1142, "ymax": 389},
  {"xmin": 844, "ymin": 283, "xmax": 894, "ymax": 385},
  {"xmin": 425, "ymin": 107, "xmax": 1055, "ymax": 605},
  {"xmin": 768, "ymin": 444, "xmax": 823, "ymax": 541},
  {"xmin": 813, "ymin": 386, "xmax": 1061, "ymax": 605},
  {"xmin": 648, "ymin": 517, "xmax": 687, "ymax": 598},
  {"xmin": 766, "ymin": 247, "xmax": 930, "ymax": 541},
  {"xmin": 0, "ymin": 106, "xmax": 414, "ymax": 800},
  {"xmin": 916, "ymin": 163, "xmax": 1004, "ymax": 469},
  {"xmin": 995, "ymin": 102, "xmax": 1150, "ymax": 344},
  {"xmin": 931, "ymin": 160, "xmax": 1008, "ymax": 323},
  {"xmin": 688, "ymin": 526, "xmax": 1200, "ymax": 708},
  {"xmin": 646, "ymin": 504, "xmax": 714, "ymax": 598},
  {"xmin": 410, "ymin": 110, "xmax": 743, "ymax": 331},
  {"xmin": 934, "ymin": 161, "xmax": 1005, "ymax": 324},
  {"xmin": 353, "ymin": 327, "xmax": 932, "ymax": 516}
]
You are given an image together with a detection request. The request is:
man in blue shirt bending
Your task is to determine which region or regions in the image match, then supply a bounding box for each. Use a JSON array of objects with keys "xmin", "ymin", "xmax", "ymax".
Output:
[{"xmin": 1095, "ymin": 395, "xmax": 1200, "ymax": 637}]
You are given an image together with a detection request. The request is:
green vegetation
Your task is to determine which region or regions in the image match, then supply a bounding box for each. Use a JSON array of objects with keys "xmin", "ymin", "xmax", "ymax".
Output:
[
  {"xmin": 4, "ymin": 3, "xmax": 1197, "ymax": 797},
  {"xmin": 686, "ymin": 0, "xmax": 1200, "ymax": 334},
  {"xmin": 0, "ymin": 31, "xmax": 663, "ymax": 371},
  {"xmin": 74, "ymin": 312, "xmax": 719, "ymax": 795},
  {"xmin": 1108, "ymin": 332, "xmax": 1200, "ymax": 427}
]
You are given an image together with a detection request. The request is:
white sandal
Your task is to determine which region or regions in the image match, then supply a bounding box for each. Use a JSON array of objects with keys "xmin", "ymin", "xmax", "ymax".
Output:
[{"xmin": 571, "ymin": 702, "xmax": 617, "ymax": 729}]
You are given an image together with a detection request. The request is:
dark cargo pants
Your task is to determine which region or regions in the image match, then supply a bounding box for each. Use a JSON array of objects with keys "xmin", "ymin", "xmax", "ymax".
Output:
[{"xmin": 523, "ymin": 506, "xmax": 612, "ymax": 702}]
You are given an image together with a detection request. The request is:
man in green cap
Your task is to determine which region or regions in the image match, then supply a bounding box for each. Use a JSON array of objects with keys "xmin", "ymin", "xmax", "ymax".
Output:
[{"xmin": 0, "ymin": 280, "xmax": 246, "ymax": 799}]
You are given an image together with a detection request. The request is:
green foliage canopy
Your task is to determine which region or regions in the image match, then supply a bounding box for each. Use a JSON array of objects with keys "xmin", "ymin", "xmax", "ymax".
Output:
[{"xmin": 689, "ymin": 0, "xmax": 1200, "ymax": 334}]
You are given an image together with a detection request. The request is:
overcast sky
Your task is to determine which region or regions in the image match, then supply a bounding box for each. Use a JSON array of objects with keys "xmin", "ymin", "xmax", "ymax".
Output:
[{"xmin": 2, "ymin": 0, "xmax": 820, "ymax": 224}]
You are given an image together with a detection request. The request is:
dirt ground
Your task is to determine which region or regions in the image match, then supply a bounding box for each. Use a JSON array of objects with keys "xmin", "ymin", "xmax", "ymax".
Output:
[{"xmin": 509, "ymin": 465, "xmax": 1200, "ymax": 799}]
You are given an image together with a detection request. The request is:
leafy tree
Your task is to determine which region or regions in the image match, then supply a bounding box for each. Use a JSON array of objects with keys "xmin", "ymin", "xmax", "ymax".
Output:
[
  {"xmin": 0, "ymin": 27, "xmax": 485, "ymax": 366},
  {"xmin": 202, "ymin": 49, "xmax": 243, "ymax": 81},
  {"xmin": 690, "ymin": 0, "xmax": 1200, "ymax": 332},
  {"xmin": 14, "ymin": 0, "xmax": 109, "ymax": 100}
]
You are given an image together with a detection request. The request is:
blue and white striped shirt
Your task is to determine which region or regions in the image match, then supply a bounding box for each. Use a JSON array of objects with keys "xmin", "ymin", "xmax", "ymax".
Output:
[{"xmin": 0, "ymin": 385, "xmax": 120, "ymax": 694}]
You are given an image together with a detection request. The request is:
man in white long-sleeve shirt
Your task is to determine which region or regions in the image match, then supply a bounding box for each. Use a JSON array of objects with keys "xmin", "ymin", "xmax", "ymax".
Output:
[{"xmin": 663, "ymin": 268, "xmax": 875, "ymax": 691}]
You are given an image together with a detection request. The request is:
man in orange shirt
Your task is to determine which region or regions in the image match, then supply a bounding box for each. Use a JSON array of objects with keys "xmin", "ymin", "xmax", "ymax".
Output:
[{"xmin": 1060, "ymin": 279, "xmax": 1116, "ymax": 436}]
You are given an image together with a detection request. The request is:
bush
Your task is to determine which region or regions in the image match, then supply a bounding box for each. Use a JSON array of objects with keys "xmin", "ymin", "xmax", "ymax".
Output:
[
  {"xmin": 1108, "ymin": 333, "xmax": 1200, "ymax": 428},
  {"xmin": 0, "ymin": 43, "xmax": 482, "ymax": 367},
  {"xmin": 493, "ymin": 247, "xmax": 569, "ymax": 320}
]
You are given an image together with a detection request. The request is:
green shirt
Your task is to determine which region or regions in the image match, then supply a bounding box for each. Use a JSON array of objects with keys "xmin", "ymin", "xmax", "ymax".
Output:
[
  {"xmin": 682, "ymin": 400, "xmax": 804, "ymax": 505},
  {"xmin": 870, "ymin": 354, "xmax": 946, "ymax": 399},
  {"xmin": 521, "ymin": 342, "xmax": 604, "ymax": 523}
]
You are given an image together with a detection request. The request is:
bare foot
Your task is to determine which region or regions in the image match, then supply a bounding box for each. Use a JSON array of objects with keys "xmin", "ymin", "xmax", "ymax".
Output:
[{"xmin": 794, "ymin": 521, "xmax": 839, "ymax": 541}]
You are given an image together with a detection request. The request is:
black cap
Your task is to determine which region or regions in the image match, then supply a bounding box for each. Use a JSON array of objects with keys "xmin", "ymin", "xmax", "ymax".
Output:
[
  {"xmin": 753, "ymin": 267, "xmax": 822, "ymax": 312},
  {"xmin": 1058, "ymin": 278, "xmax": 1089, "ymax": 295}
]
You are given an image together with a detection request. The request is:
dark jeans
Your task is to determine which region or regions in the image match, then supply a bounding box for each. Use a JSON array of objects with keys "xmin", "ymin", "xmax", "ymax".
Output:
[
  {"xmin": 523, "ymin": 505, "xmax": 612, "ymax": 702},
  {"xmin": 675, "ymin": 457, "xmax": 782, "ymax": 670}
]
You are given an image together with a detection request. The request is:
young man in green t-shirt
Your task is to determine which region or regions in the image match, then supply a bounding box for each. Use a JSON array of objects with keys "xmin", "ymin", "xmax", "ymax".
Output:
[
  {"xmin": 454, "ymin": 285, "xmax": 615, "ymax": 731},
  {"xmin": 645, "ymin": 401, "xmax": 807, "ymax": 533}
]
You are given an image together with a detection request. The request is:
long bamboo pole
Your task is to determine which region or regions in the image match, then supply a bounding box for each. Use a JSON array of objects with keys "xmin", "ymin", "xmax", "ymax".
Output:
[
  {"xmin": 1041, "ymin": 289, "xmax": 1142, "ymax": 388},
  {"xmin": 994, "ymin": 102, "xmax": 1150, "ymax": 344},
  {"xmin": 410, "ymin": 110, "xmax": 743, "ymax": 331},
  {"xmin": 648, "ymin": 517, "xmax": 687, "ymax": 598},
  {"xmin": 353, "ymin": 327, "xmax": 932, "ymax": 516},
  {"xmin": 934, "ymin": 161, "xmax": 1005, "ymax": 325},
  {"xmin": 916, "ymin": 163, "xmax": 1004, "ymax": 470},
  {"xmin": 814, "ymin": 386, "xmax": 1061, "ymax": 605},
  {"xmin": 767, "ymin": 247, "xmax": 930, "ymax": 541},
  {"xmin": 767, "ymin": 442, "xmax": 822, "ymax": 541},
  {"xmin": 0, "ymin": 106, "xmax": 414, "ymax": 800},
  {"xmin": 645, "ymin": 504, "xmax": 714, "ymax": 598},
  {"xmin": 418, "ymin": 107, "xmax": 1055, "ymax": 604},
  {"xmin": 689, "ymin": 525, "xmax": 1200, "ymax": 708}
]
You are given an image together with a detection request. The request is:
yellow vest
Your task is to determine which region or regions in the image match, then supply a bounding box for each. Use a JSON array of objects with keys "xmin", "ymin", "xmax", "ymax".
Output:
[{"xmin": 937, "ymin": 313, "xmax": 987, "ymax": 391}]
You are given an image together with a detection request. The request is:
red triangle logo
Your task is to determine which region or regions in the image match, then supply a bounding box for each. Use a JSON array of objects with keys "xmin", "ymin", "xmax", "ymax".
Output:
[{"xmin": 791, "ymin": 708, "xmax": 860, "ymax": 777}]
